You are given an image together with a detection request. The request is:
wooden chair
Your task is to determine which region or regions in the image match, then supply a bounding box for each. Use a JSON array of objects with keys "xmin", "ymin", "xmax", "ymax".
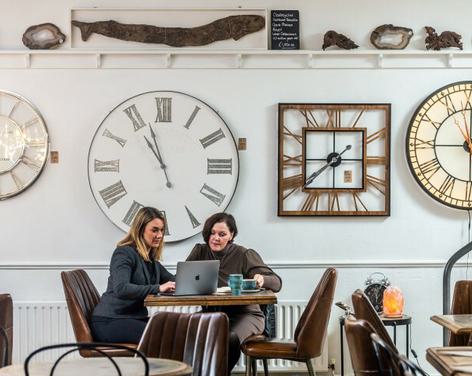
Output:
[
  {"xmin": 449, "ymin": 280, "xmax": 472, "ymax": 346},
  {"xmin": 351, "ymin": 289, "xmax": 397, "ymax": 350},
  {"xmin": 241, "ymin": 267, "xmax": 337, "ymax": 376},
  {"xmin": 138, "ymin": 311, "xmax": 229, "ymax": 376},
  {"xmin": 61, "ymin": 270, "xmax": 136, "ymax": 357},
  {"xmin": 0, "ymin": 294, "xmax": 12, "ymax": 367}
]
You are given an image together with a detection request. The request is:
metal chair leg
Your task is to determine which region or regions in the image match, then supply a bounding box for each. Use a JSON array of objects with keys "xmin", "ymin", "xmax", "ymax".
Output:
[
  {"xmin": 306, "ymin": 359, "xmax": 316, "ymax": 376},
  {"xmin": 251, "ymin": 358, "xmax": 257, "ymax": 376},
  {"xmin": 245, "ymin": 355, "xmax": 252, "ymax": 376},
  {"xmin": 263, "ymin": 359, "xmax": 269, "ymax": 375}
]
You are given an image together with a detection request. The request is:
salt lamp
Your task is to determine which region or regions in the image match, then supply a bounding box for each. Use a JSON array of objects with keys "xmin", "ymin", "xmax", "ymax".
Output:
[{"xmin": 382, "ymin": 286, "xmax": 404, "ymax": 317}]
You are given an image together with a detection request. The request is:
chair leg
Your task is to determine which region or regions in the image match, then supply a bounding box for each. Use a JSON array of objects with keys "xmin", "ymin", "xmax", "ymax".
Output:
[
  {"xmin": 251, "ymin": 358, "xmax": 257, "ymax": 376},
  {"xmin": 306, "ymin": 359, "xmax": 316, "ymax": 376},
  {"xmin": 245, "ymin": 355, "xmax": 251, "ymax": 376},
  {"xmin": 263, "ymin": 359, "xmax": 269, "ymax": 376}
]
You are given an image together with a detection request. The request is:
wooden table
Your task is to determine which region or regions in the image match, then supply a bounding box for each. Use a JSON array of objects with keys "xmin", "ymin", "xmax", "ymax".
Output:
[
  {"xmin": 144, "ymin": 290, "xmax": 277, "ymax": 307},
  {"xmin": 431, "ymin": 315, "xmax": 472, "ymax": 336},
  {"xmin": 0, "ymin": 357, "xmax": 192, "ymax": 376},
  {"xmin": 427, "ymin": 347, "xmax": 472, "ymax": 376}
]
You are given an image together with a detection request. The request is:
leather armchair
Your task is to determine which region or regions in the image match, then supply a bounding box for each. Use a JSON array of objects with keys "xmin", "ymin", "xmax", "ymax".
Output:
[
  {"xmin": 138, "ymin": 311, "xmax": 229, "ymax": 376},
  {"xmin": 61, "ymin": 269, "xmax": 136, "ymax": 357},
  {"xmin": 449, "ymin": 280, "xmax": 472, "ymax": 346},
  {"xmin": 241, "ymin": 267, "xmax": 337, "ymax": 376},
  {"xmin": 0, "ymin": 294, "xmax": 12, "ymax": 367}
]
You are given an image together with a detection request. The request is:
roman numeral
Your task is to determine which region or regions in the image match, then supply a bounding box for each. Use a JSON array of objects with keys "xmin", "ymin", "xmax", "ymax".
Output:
[
  {"xmin": 200, "ymin": 183, "xmax": 226, "ymax": 206},
  {"xmin": 299, "ymin": 110, "xmax": 319, "ymax": 128},
  {"xmin": 422, "ymin": 114, "xmax": 441, "ymax": 130},
  {"xmin": 438, "ymin": 95, "xmax": 456, "ymax": 115},
  {"xmin": 281, "ymin": 174, "xmax": 303, "ymax": 200},
  {"xmin": 99, "ymin": 180, "xmax": 127, "ymax": 208},
  {"xmin": 26, "ymin": 139, "xmax": 46, "ymax": 148},
  {"xmin": 414, "ymin": 138, "xmax": 434, "ymax": 149},
  {"xmin": 24, "ymin": 117, "xmax": 39, "ymax": 128},
  {"xmin": 122, "ymin": 201, "xmax": 144, "ymax": 226},
  {"xmin": 94, "ymin": 159, "xmax": 120, "ymax": 172},
  {"xmin": 438, "ymin": 175, "xmax": 455, "ymax": 196},
  {"xmin": 466, "ymin": 181, "xmax": 472, "ymax": 201},
  {"xmin": 329, "ymin": 192, "xmax": 340, "ymax": 211},
  {"xmin": 367, "ymin": 128, "xmax": 386, "ymax": 144},
  {"xmin": 352, "ymin": 192, "xmax": 368, "ymax": 211},
  {"xmin": 419, "ymin": 158, "xmax": 441, "ymax": 177},
  {"xmin": 185, "ymin": 206, "xmax": 200, "ymax": 229},
  {"xmin": 9, "ymin": 171, "xmax": 23, "ymax": 191},
  {"xmin": 21, "ymin": 156, "xmax": 40, "ymax": 170},
  {"xmin": 283, "ymin": 154, "xmax": 303, "ymax": 167},
  {"xmin": 200, "ymin": 129, "xmax": 225, "ymax": 149},
  {"xmin": 327, "ymin": 109, "xmax": 341, "ymax": 128},
  {"xmin": 366, "ymin": 156, "xmax": 387, "ymax": 165},
  {"xmin": 207, "ymin": 158, "xmax": 232, "ymax": 174},
  {"xmin": 123, "ymin": 104, "xmax": 147, "ymax": 132},
  {"xmin": 184, "ymin": 105, "xmax": 201, "ymax": 129},
  {"xmin": 366, "ymin": 175, "xmax": 386, "ymax": 195},
  {"xmin": 464, "ymin": 90, "xmax": 472, "ymax": 110},
  {"xmin": 282, "ymin": 126, "xmax": 302, "ymax": 144},
  {"xmin": 350, "ymin": 110, "xmax": 365, "ymax": 128},
  {"xmin": 102, "ymin": 129, "xmax": 127, "ymax": 147},
  {"xmin": 8, "ymin": 101, "xmax": 21, "ymax": 118},
  {"xmin": 301, "ymin": 192, "xmax": 320, "ymax": 211},
  {"xmin": 160, "ymin": 210, "xmax": 170, "ymax": 235},
  {"xmin": 155, "ymin": 97, "xmax": 172, "ymax": 122}
]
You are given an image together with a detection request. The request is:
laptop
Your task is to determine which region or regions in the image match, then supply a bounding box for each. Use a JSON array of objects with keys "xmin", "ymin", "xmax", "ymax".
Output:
[{"xmin": 161, "ymin": 260, "xmax": 219, "ymax": 296}]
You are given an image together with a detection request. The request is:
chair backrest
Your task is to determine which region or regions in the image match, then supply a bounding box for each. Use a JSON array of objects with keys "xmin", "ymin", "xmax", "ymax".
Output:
[
  {"xmin": 449, "ymin": 280, "xmax": 472, "ymax": 346},
  {"xmin": 0, "ymin": 294, "xmax": 12, "ymax": 367},
  {"xmin": 293, "ymin": 267, "xmax": 337, "ymax": 358},
  {"xmin": 61, "ymin": 270, "xmax": 100, "ymax": 343},
  {"xmin": 345, "ymin": 316, "xmax": 386, "ymax": 376},
  {"xmin": 351, "ymin": 289, "xmax": 397, "ymax": 351},
  {"xmin": 138, "ymin": 311, "xmax": 228, "ymax": 376}
]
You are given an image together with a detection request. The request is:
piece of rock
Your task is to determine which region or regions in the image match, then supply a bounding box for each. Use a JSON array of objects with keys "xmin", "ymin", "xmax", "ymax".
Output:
[
  {"xmin": 370, "ymin": 24, "xmax": 413, "ymax": 50},
  {"xmin": 425, "ymin": 26, "xmax": 462, "ymax": 50},
  {"xmin": 22, "ymin": 23, "xmax": 66, "ymax": 50},
  {"xmin": 322, "ymin": 30, "xmax": 358, "ymax": 50}
]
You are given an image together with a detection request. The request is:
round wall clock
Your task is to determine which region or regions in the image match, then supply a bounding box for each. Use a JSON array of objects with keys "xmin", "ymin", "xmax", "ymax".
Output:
[
  {"xmin": 0, "ymin": 90, "xmax": 49, "ymax": 200},
  {"xmin": 88, "ymin": 91, "xmax": 239, "ymax": 242},
  {"xmin": 406, "ymin": 81, "xmax": 472, "ymax": 210}
]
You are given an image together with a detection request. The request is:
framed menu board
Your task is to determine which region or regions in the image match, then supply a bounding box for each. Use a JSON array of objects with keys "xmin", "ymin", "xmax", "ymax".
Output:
[{"xmin": 271, "ymin": 10, "xmax": 300, "ymax": 50}]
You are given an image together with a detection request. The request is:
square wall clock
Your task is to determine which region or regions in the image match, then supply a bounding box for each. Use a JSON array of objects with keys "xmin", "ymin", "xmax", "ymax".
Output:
[{"xmin": 278, "ymin": 103, "xmax": 391, "ymax": 216}]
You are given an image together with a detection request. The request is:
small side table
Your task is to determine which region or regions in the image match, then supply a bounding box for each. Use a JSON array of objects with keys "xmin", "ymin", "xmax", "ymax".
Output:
[{"xmin": 339, "ymin": 314, "xmax": 411, "ymax": 376}]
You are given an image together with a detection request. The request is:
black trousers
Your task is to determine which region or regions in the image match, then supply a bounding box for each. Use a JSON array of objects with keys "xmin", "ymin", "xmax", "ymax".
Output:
[{"xmin": 90, "ymin": 316, "xmax": 148, "ymax": 344}]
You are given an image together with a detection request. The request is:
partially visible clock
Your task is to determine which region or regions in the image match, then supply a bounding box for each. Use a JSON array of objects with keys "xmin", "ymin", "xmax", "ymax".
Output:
[
  {"xmin": 0, "ymin": 90, "xmax": 49, "ymax": 200},
  {"xmin": 88, "ymin": 91, "xmax": 239, "ymax": 242},
  {"xmin": 407, "ymin": 81, "xmax": 472, "ymax": 210},
  {"xmin": 278, "ymin": 103, "xmax": 390, "ymax": 216}
]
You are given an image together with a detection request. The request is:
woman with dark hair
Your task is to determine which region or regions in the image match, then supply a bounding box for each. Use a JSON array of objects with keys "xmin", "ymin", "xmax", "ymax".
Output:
[
  {"xmin": 186, "ymin": 212, "xmax": 282, "ymax": 371},
  {"xmin": 91, "ymin": 207, "xmax": 175, "ymax": 344}
]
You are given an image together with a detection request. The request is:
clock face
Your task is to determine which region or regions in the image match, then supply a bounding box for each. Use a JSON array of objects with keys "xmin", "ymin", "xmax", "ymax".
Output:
[
  {"xmin": 88, "ymin": 91, "xmax": 239, "ymax": 242},
  {"xmin": 0, "ymin": 91, "xmax": 49, "ymax": 200},
  {"xmin": 364, "ymin": 283, "xmax": 386, "ymax": 313},
  {"xmin": 407, "ymin": 81, "xmax": 472, "ymax": 210},
  {"xmin": 278, "ymin": 103, "xmax": 390, "ymax": 216}
]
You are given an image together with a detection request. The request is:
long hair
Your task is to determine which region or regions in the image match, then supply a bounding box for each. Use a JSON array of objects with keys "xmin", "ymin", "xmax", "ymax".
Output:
[
  {"xmin": 202, "ymin": 212, "xmax": 238, "ymax": 245},
  {"xmin": 117, "ymin": 207, "xmax": 166, "ymax": 261}
]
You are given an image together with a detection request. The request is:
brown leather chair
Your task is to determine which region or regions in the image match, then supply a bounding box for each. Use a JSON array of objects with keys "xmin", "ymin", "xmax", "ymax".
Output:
[
  {"xmin": 61, "ymin": 269, "xmax": 136, "ymax": 357},
  {"xmin": 137, "ymin": 311, "xmax": 229, "ymax": 376},
  {"xmin": 345, "ymin": 315, "xmax": 392, "ymax": 376},
  {"xmin": 351, "ymin": 289, "xmax": 397, "ymax": 350},
  {"xmin": 0, "ymin": 294, "xmax": 12, "ymax": 367},
  {"xmin": 449, "ymin": 280, "xmax": 472, "ymax": 346},
  {"xmin": 241, "ymin": 267, "xmax": 337, "ymax": 376}
]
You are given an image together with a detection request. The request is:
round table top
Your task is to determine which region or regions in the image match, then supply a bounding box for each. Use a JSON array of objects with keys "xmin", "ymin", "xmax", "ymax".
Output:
[
  {"xmin": 0, "ymin": 357, "xmax": 192, "ymax": 376},
  {"xmin": 339, "ymin": 313, "xmax": 411, "ymax": 326}
]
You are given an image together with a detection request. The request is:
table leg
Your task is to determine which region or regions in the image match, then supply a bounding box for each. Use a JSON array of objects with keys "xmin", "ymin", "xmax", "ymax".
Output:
[
  {"xmin": 393, "ymin": 323, "xmax": 397, "ymax": 345},
  {"xmin": 406, "ymin": 323, "xmax": 410, "ymax": 358},
  {"xmin": 340, "ymin": 320, "xmax": 344, "ymax": 376}
]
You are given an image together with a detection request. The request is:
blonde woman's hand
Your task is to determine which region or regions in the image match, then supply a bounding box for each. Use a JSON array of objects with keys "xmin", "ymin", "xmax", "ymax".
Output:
[
  {"xmin": 254, "ymin": 274, "xmax": 264, "ymax": 288},
  {"xmin": 159, "ymin": 281, "xmax": 176, "ymax": 293}
]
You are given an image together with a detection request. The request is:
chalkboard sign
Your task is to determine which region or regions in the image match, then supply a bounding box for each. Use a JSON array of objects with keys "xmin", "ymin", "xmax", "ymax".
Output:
[{"xmin": 271, "ymin": 10, "xmax": 300, "ymax": 50}]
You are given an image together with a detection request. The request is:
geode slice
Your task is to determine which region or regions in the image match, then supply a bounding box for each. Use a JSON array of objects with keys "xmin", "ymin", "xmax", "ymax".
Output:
[
  {"xmin": 370, "ymin": 24, "xmax": 413, "ymax": 50},
  {"xmin": 22, "ymin": 23, "xmax": 66, "ymax": 50}
]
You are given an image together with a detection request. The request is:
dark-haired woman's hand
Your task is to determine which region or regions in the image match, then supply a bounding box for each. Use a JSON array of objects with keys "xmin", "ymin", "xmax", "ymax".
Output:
[
  {"xmin": 159, "ymin": 281, "xmax": 176, "ymax": 293},
  {"xmin": 254, "ymin": 274, "xmax": 264, "ymax": 288}
]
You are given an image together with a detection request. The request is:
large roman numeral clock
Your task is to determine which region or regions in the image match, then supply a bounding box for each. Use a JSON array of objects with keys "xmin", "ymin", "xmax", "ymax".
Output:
[{"xmin": 88, "ymin": 91, "xmax": 239, "ymax": 242}]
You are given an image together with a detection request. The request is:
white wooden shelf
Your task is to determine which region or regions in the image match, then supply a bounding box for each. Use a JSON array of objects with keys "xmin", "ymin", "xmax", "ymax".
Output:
[{"xmin": 1, "ymin": 49, "xmax": 472, "ymax": 69}]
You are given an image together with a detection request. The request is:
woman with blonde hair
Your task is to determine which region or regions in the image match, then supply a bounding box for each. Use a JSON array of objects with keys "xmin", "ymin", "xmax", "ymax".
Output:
[{"xmin": 91, "ymin": 207, "xmax": 175, "ymax": 344}]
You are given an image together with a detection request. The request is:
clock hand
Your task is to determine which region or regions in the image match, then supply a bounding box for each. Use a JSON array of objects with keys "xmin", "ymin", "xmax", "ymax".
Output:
[
  {"xmin": 144, "ymin": 134, "xmax": 172, "ymax": 188},
  {"xmin": 304, "ymin": 145, "xmax": 351, "ymax": 188},
  {"xmin": 149, "ymin": 125, "xmax": 166, "ymax": 169},
  {"xmin": 454, "ymin": 117, "xmax": 472, "ymax": 153}
]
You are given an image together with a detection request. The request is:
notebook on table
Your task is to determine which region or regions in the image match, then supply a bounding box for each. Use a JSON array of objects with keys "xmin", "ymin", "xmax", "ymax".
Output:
[{"xmin": 160, "ymin": 260, "xmax": 219, "ymax": 296}]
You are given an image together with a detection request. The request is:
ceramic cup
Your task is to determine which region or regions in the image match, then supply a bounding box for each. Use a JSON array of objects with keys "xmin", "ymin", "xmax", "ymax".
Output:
[
  {"xmin": 228, "ymin": 274, "xmax": 243, "ymax": 296},
  {"xmin": 242, "ymin": 279, "xmax": 257, "ymax": 290}
]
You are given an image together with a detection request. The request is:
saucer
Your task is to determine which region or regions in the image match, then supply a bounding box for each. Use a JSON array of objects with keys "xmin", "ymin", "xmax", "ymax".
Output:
[{"xmin": 241, "ymin": 288, "xmax": 263, "ymax": 293}]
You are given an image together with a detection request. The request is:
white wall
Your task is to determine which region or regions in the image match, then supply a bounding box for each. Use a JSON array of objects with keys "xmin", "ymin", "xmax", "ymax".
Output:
[{"xmin": 1, "ymin": 0, "xmax": 472, "ymax": 373}]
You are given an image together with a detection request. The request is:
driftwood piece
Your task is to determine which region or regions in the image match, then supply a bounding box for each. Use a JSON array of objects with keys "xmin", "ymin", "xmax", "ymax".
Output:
[
  {"xmin": 72, "ymin": 15, "xmax": 265, "ymax": 47},
  {"xmin": 425, "ymin": 26, "xmax": 462, "ymax": 50},
  {"xmin": 322, "ymin": 30, "xmax": 358, "ymax": 50},
  {"xmin": 370, "ymin": 24, "xmax": 413, "ymax": 49},
  {"xmin": 22, "ymin": 23, "xmax": 66, "ymax": 50}
]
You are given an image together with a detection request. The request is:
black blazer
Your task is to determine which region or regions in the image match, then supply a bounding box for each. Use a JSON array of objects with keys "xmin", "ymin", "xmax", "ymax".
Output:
[{"xmin": 93, "ymin": 246, "xmax": 174, "ymax": 319}]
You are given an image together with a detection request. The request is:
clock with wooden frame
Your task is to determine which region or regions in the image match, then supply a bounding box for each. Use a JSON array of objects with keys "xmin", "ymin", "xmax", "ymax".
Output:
[
  {"xmin": 278, "ymin": 103, "xmax": 391, "ymax": 216},
  {"xmin": 406, "ymin": 81, "xmax": 472, "ymax": 210}
]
